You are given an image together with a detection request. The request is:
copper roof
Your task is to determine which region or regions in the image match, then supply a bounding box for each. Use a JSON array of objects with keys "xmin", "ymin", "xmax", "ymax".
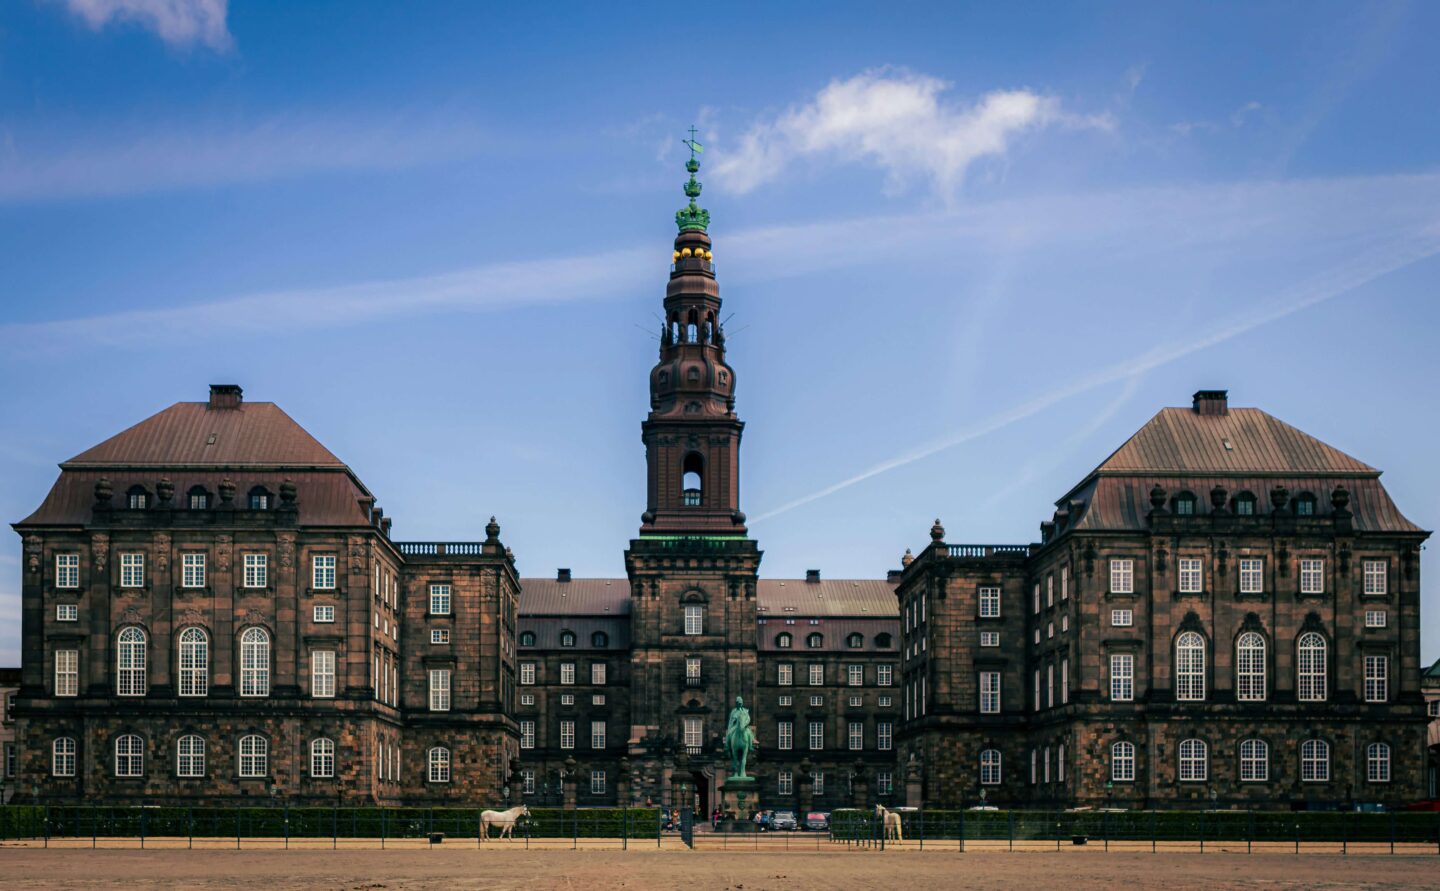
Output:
[
  {"xmin": 520, "ymin": 579, "xmax": 632, "ymax": 616},
  {"xmin": 518, "ymin": 577, "xmax": 900, "ymax": 618},
  {"xmin": 65, "ymin": 401, "xmax": 345, "ymax": 468}
]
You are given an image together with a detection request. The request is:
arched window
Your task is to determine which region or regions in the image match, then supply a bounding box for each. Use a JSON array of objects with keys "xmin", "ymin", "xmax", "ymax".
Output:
[
  {"xmin": 519, "ymin": 631, "xmax": 536, "ymax": 647},
  {"xmin": 187, "ymin": 485, "xmax": 210, "ymax": 510},
  {"xmin": 178, "ymin": 627, "xmax": 208, "ymax": 698},
  {"xmin": 1297, "ymin": 632, "xmax": 1327, "ymax": 701},
  {"xmin": 1111, "ymin": 741, "xmax": 1136, "ymax": 781},
  {"xmin": 682, "ymin": 452, "xmax": 703, "ymax": 506},
  {"xmin": 1293, "ymin": 492, "xmax": 1317, "ymax": 516},
  {"xmin": 428, "ymin": 746, "xmax": 451, "ymax": 783},
  {"xmin": 874, "ymin": 633, "xmax": 893, "ymax": 648},
  {"xmin": 311, "ymin": 738, "xmax": 335, "ymax": 778},
  {"xmin": 239, "ymin": 627, "xmax": 270, "ymax": 697},
  {"xmin": 847, "ymin": 633, "xmax": 864, "ymax": 649},
  {"xmin": 1232, "ymin": 491, "xmax": 1257, "ymax": 516},
  {"xmin": 126, "ymin": 485, "xmax": 149, "ymax": 510},
  {"xmin": 1235, "ymin": 632, "xmax": 1266, "ymax": 701},
  {"xmin": 117, "ymin": 627, "xmax": 147, "ymax": 697},
  {"xmin": 176, "ymin": 734, "xmax": 205, "ymax": 777},
  {"xmin": 52, "ymin": 737, "xmax": 76, "ymax": 777},
  {"xmin": 248, "ymin": 486, "xmax": 272, "ymax": 510},
  {"xmin": 559, "ymin": 630, "xmax": 576, "ymax": 648},
  {"xmin": 1173, "ymin": 491, "xmax": 1197, "ymax": 516},
  {"xmin": 1178, "ymin": 738, "xmax": 1208, "ymax": 781},
  {"xmin": 591, "ymin": 631, "xmax": 609, "ymax": 648},
  {"xmin": 238, "ymin": 734, "xmax": 268, "ymax": 777},
  {"xmin": 114, "ymin": 734, "xmax": 144, "ymax": 777},
  {"xmin": 979, "ymin": 748, "xmax": 1002, "ymax": 785},
  {"xmin": 1239, "ymin": 738, "xmax": 1268, "ymax": 782},
  {"xmin": 806, "ymin": 633, "xmax": 824, "ymax": 649},
  {"xmin": 1175, "ymin": 631, "xmax": 1206, "ymax": 701},
  {"xmin": 1301, "ymin": 738, "xmax": 1329, "ymax": 782},
  {"xmin": 776, "ymin": 632, "xmax": 793, "ymax": 649},
  {"xmin": 1366, "ymin": 742, "xmax": 1390, "ymax": 783}
]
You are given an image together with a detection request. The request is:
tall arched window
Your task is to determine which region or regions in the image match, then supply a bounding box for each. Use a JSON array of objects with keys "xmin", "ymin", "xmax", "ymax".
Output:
[
  {"xmin": 1235, "ymin": 632, "xmax": 1266, "ymax": 701},
  {"xmin": 429, "ymin": 746, "xmax": 451, "ymax": 783},
  {"xmin": 52, "ymin": 737, "xmax": 77, "ymax": 777},
  {"xmin": 1297, "ymin": 632, "xmax": 1327, "ymax": 701},
  {"xmin": 239, "ymin": 628, "xmax": 270, "ymax": 697},
  {"xmin": 1111, "ymin": 741, "xmax": 1136, "ymax": 781},
  {"xmin": 1301, "ymin": 738, "xmax": 1329, "ymax": 782},
  {"xmin": 114, "ymin": 733, "xmax": 144, "ymax": 777},
  {"xmin": 979, "ymin": 748, "xmax": 1002, "ymax": 785},
  {"xmin": 1175, "ymin": 631, "xmax": 1206, "ymax": 701},
  {"xmin": 238, "ymin": 734, "xmax": 268, "ymax": 777},
  {"xmin": 117, "ymin": 627, "xmax": 147, "ymax": 697},
  {"xmin": 176, "ymin": 734, "xmax": 205, "ymax": 777},
  {"xmin": 682, "ymin": 452, "xmax": 704, "ymax": 506},
  {"xmin": 776, "ymin": 632, "xmax": 792, "ymax": 649},
  {"xmin": 1178, "ymin": 738, "xmax": 1208, "ymax": 781},
  {"xmin": 311, "ymin": 738, "xmax": 335, "ymax": 778},
  {"xmin": 1366, "ymin": 742, "xmax": 1390, "ymax": 783},
  {"xmin": 177, "ymin": 627, "xmax": 208, "ymax": 698},
  {"xmin": 1239, "ymin": 738, "xmax": 1268, "ymax": 782}
]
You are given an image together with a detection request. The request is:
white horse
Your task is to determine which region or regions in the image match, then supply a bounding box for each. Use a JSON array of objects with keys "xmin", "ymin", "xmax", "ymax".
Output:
[
  {"xmin": 875, "ymin": 804, "xmax": 904, "ymax": 842},
  {"xmin": 480, "ymin": 805, "xmax": 530, "ymax": 841}
]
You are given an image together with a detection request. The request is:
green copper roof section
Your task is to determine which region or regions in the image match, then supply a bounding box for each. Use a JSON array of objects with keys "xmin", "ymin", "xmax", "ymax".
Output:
[{"xmin": 676, "ymin": 127, "xmax": 711, "ymax": 233}]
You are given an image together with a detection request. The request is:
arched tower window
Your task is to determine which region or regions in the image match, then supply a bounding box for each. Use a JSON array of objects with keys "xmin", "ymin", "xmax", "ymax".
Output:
[
  {"xmin": 1235, "ymin": 631, "xmax": 1266, "ymax": 701},
  {"xmin": 240, "ymin": 627, "xmax": 271, "ymax": 697},
  {"xmin": 177, "ymin": 627, "xmax": 209, "ymax": 698},
  {"xmin": 682, "ymin": 452, "xmax": 703, "ymax": 506},
  {"xmin": 1175, "ymin": 631, "xmax": 1206, "ymax": 701},
  {"xmin": 1297, "ymin": 632, "xmax": 1327, "ymax": 701}
]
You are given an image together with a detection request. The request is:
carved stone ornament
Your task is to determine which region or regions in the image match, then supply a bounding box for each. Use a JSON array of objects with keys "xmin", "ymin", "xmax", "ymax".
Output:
[
  {"xmin": 154, "ymin": 532, "xmax": 171, "ymax": 572},
  {"xmin": 178, "ymin": 607, "xmax": 207, "ymax": 629},
  {"xmin": 240, "ymin": 608, "xmax": 270, "ymax": 628},
  {"xmin": 25, "ymin": 534, "xmax": 43, "ymax": 574},
  {"xmin": 91, "ymin": 533, "xmax": 110, "ymax": 573},
  {"xmin": 348, "ymin": 535, "xmax": 365, "ymax": 573},
  {"xmin": 215, "ymin": 534, "xmax": 232, "ymax": 572},
  {"xmin": 118, "ymin": 606, "xmax": 145, "ymax": 627},
  {"xmin": 278, "ymin": 533, "xmax": 297, "ymax": 569}
]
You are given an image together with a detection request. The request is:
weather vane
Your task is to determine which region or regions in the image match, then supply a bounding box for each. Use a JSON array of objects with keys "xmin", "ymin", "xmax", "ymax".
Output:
[{"xmin": 683, "ymin": 125, "xmax": 704, "ymax": 159}]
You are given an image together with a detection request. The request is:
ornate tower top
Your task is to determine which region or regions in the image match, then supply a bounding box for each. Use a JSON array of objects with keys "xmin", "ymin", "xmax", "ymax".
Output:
[{"xmin": 675, "ymin": 126, "xmax": 711, "ymax": 233}]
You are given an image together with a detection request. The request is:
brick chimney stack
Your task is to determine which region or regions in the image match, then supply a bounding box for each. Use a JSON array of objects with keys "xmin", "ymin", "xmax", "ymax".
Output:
[
  {"xmin": 208, "ymin": 384, "xmax": 243, "ymax": 410},
  {"xmin": 557, "ymin": 568, "xmax": 572, "ymax": 582},
  {"xmin": 1192, "ymin": 389, "xmax": 1228, "ymax": 416},
  {"xmin": 805, "ymin": 569, "xmax": 821, "ymax": 583}
]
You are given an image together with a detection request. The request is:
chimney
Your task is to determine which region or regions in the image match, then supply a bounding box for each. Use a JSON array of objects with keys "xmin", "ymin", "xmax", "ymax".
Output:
[
  {"xmin": 886, "ymin": 569, "xmax": 902, "ymax": 584},
  {"xmin": 209, "ymin": 384, "xmax": 243, "ymax": 410},
  {"xmin": 805, "ymin": 569, "xmax": 821, "ymax": 583},
  {"xmin": 557, "ymin": 568, "xmax": 572, "ymax": 583},
  {"xmin": 1192, "ymin": 389, "xmax": 1228, "ymax": 416}
]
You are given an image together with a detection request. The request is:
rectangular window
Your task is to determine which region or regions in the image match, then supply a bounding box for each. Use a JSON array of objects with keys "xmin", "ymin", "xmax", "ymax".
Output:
[
  {"xmin": 778, "ymin": 720, "xmax": 793, "ymax": 751},
  {"xmin": 877, "ymin": 664, "xmax": 893, "ymax": 686},
  {"xmin": 520, "ymin": 662, "xmax": 535, "ymax": 685},
  {"xmin": 812, "ymin": 772, "xmax": 825, "ymax": 796},
  {"xmin": 560, "ymin": 720, "xmax": 575, "ymax": 750},
  {"xmin": 978, "ymin": 586, "xmax": 1001, "ymax": 618},
  {"xmin": 1047, "ymin": 575, "xmax": 1054, "ymax": 607},
  {"xmin": 593, "ymin": 693, "xmax": 605, "ymax": 706},
  {"xmin": 429, "ymin": 584, "xmax": 452, "ymax": 615},
  {"xmin": 1046, "ymin": 664, "xmax": 1054, "ymax": 708},
  {"xmin": 55, "ymin": 554, "xmax": 79, "ymax": 589},
  {"xmin": 431, "ymin": 628, "xmax": 450, "ymax": 644},
  {"xmin": 1363, "ymin": 560, "xmax": 1387, "ymax": 595},
  {"xmin": 808, "ymin": 694, "xmax": 823, "ymax": 707},
  {"xmin": 55, "ymin": 603, "xmax": 78, "ymax": 622},
  {"xmin": 979, "ymin": 671, "xmax": 1001, "ymax": 714},
  {"xmin": 1239, "ymin": 558, "xmax": 1263, "ymax": 594},
  {"xmin": 683, "ymin": 716, "xmax": 702, "ymax": 750},
  {"xmin": 520, "ymin": 720, "xmax": 535, "ymax": 749},
  {"xmin": 777, "ymin": 663, "xmax": 793, "ymax": 686},
  {"xmin": 847, "ymin": 694, "xmax": 862, "ymax": 707},
  {"xmin": 1061, "ymin": 565, "xmax": 1069, "ymax": 600},
  {"xmin": 878, "ymin": 695, "xmax": 891, "ymax": 707},
  {"xmin": 778, "ymin": 694, "xmax": 793, "ymax": 707},
  {"xmin": 429, "ymin": 668, "xmax": 451, "ymax": 711},
  {"xmin": 980, "ymin": 631, "xmax": 999, "ymax": 647},
  {"xmin": 808, "ymin": 721, "xmax": 824, "ymax": 750},
  {"xmin": 1300, "ymin": 559, "xmax": 1325, "ymax": 595},
  {"xmin": 312, "ymin": 555, "xmax": 336, "ymax": 590},
  {"xmin": 686, "ymin": 656, "xmax": 701, "ymax": 681},
  {"xmin": 1111, "ymin": 609, "xmax": 1133, "ymax": 627},
  {"xmin": 847, "ymin": 665, "xmax": 863, "ymax": 686},
  {"xmin": 878, "ymin": 721, "xmax": 892, "ymax": 751},
  {"xmin": 684, "ymin": 604, "xmax": 704, "ymax": 635},
  {"xmin": 120, "ymin": 553, "xmax": 144, "ymax": 589},
  {"xmin": 1364, "ymin": 655, "xmax": 1388, "ymax": 702},
  {"xmin": 1110, "ymin": 559, "xmax": 1134, "ymax": 594},
  {"xmin": 313, "ymin": 604, "xmax": 335, "ymax": 623},
  {"xmin": 560, "ymin": 663, "xmax": 575, "ymax": 685},
  {"xmin": 591, "ymin": 720, "xmax": 606, "ymax": 749},
  {"xmin": 182, "ymin": 553, "xmax": 206, "ymax": 589},
  {"xmin": 312, "ymin": 650, "xmax": 336, "ymax": 698},
  {"xmin": 520, "ymin": 693, "xmax": 535, "ymax": 706},
  {"xmin": 1178, "ymin": 558, "xmax": 1202, "ymax": 594},
  {"xmin": 1033, "ymin": 583, "xmax": 1040, "ymax": 614},
  {"xmin": 522, "ymin": 769, "xmax": 536, "ymax": 795},
  {"xmin": 55, "ymin": 649, "xmax": 78, "ymax": 697},
  {"xmin": 809, "ymin": 664, "xmax": 824, "ymax": 686},
  {"xmin": 591, "ymin": 663, "xmax": 607, "ymax": 685},
  {"xmin": 1365, "ymin": 610, "xmax": 1387, "ymax": 629},
  {"xmin": 848, "ymin": 721, "xmax": 864, "ymax": 750},
  {"xmin": 590, "ymin": 769, "xmax": 606, "ymax": 796},
  {"xmin": 53, "ymin": 738, "xmax": 77, "ymax": 777},
  {"xmin": 560, "ymin": 693, "xmax": 574, "ymax": 706},
  {"xmin": 778, "ymin": 770, "xmax": 793, "ymax": 795},
  {"xmin": 243, "ymin": 553, "xmax": 268, "ymax": 589},
  {"xmin": 1110, "ymin": 654, "xmax": 1134, "ymax": 702},
  {"xmin": 1061, "ymin": 658, "xmax": 1069, "ymax": 704}
]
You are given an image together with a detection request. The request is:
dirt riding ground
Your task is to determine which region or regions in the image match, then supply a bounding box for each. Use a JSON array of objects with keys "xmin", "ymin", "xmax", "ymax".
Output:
[{"xmin": 5, "ymin": 847, "xmax": 1440, "ymax": 890}]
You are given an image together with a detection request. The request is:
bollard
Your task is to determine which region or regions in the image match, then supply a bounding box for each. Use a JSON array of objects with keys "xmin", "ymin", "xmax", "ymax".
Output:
[
  {"xmin": 141, "ymin": 808, "xmax": 147, "ymax": 849},
  {"xmin": 188, "ymin": 806, "xmax": 193, "ymax": 850},
  {"xmin": 332, "ymin": 805, "xmax": 338, "ymax": 850},
  {"xmin": 1008, "ymin": 810, "xmax": 1014, "ymax": 852},
  {"xmin": 1199, "ymin": 809, "xmax": 1204, "ymax": 854}
]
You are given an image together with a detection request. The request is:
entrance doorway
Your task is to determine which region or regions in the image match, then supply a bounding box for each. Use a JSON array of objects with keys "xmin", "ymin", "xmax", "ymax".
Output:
[{"xmin": 691, "ymin": 769, "xmax": 710, "ymax": 820}]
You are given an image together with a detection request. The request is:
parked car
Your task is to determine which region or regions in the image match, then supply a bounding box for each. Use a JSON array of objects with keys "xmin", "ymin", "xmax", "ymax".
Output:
[
  {"xmin": 803, "ymin": 811, "xmax": 831, "ymax": 831},
  {"xmin": 772, "ymin": 810, "xmax": 798, "ymax": 831}
]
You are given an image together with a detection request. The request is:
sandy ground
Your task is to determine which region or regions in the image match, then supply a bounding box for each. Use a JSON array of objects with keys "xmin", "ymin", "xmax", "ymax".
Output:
[{"xmin": 4, "ymin": 845, "xmax": 1440, "ymax": 890}]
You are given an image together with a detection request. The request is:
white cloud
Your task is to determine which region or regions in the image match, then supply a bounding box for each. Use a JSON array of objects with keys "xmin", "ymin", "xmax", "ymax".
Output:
[
  {"xmin": 711, "ymin": 68, "xmax": 1090, "ymax": 198},
  {"xmin": 1231, "ymin": 100, "xmax": 1264, "ymax": 127},
  {"xmin": 58, "ymin": 0, "xmax": 232, "ymax": 51}
]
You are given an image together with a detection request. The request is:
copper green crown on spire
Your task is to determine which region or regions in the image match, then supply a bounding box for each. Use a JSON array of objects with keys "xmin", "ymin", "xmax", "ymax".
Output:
[{"xmin": 675, "ymin": 126, "xmax": 711, "ymax": 233}]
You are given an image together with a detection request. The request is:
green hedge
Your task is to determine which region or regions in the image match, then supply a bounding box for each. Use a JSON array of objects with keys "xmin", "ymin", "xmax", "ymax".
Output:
[
  {"xmin": 0, "ymin": 806, "xmax": 661, "ymax": 840},
  {"xmin": 828, "ymin": 808, "xmax": 1440, "ymax": 843}
]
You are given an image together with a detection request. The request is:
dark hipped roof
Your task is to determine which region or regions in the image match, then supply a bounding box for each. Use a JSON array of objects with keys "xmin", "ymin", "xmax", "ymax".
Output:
[
  {"xmin": 65, "ymin": 401, "xmax": 345, "ymax": 468},
  {"xmin": 520, "ymin": 579, "xmax": 631, "ymax": 616},
  {"xmin": 518, "ymin": 577, "xmax": 900, "ymax": 618}
]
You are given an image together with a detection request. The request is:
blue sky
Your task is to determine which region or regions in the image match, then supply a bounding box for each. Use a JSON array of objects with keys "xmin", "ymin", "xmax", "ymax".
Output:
[{"xmin": 2, "ymin": 1, "xmax": 1439, "ymax": 665}]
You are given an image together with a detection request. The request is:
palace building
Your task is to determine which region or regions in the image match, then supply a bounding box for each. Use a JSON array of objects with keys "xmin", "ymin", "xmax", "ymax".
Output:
[{"xmin": 10, "ymin": 150, "xmax": 1432, "ymax": 812}]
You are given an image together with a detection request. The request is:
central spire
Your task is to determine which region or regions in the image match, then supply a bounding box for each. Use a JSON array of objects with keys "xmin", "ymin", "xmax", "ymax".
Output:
[{"xmin": 676, "ymin": 126, "xmax": 711, "ymax": 233}]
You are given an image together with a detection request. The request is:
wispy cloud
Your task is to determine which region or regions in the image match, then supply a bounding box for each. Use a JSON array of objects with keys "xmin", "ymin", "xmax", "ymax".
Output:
[
  {"xmin": 711, "ymin": 68, "xmax": 1105, "ymax": 199},
  {"xmin": 0, "ymin": 109, "xmax": 490, "ymax": 203},
  {"xmin": 56, "ymin": 0, "xmax": 232, "ymax": 52}
]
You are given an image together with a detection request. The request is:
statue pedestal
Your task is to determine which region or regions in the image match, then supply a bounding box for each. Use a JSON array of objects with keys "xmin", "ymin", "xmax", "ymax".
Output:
[{"xmin": 719, "ymin": 775, "xmax": 761, "ymax": 829}]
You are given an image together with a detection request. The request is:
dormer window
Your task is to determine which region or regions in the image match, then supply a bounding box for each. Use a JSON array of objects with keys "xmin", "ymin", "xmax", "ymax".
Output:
[
  {"xmin": 874, "ymin": 633, "xmax": 893, "ymax": 648},
  {"xmin": 846, "ymin": 633, "xmax": 863, "ymax": 649},
  {"xmin": 806, "ymin": 633, "xmax": 823, "ymax": 649},
  {"xmin": 1233, "ymin": 491, "xmax": 1256, "ymax": 516},
  {"xmin": 127, "ymin": 486, "xmax": 149, "ymax": 510},
  {"xmin": 1294, "ymin": 492, "xmax": 1317, "ymax": 516},
  {"xmin": 560, "ymin": 630, "xmax": 576, "ymax": 648},
  {"xmin": 1173, "ymin": 492, "xmax": 1197, "ymax": 516},
  {"xmin": 776, "ymin": 632, "xmax": 793, "ymax": 649},
  {"xmin": 187, "ymin": 486, "xmax": 210, "ymax": 510},
  {"xmin": 248, "ymin": 487, "xmax": 271, "ymax": 510},
  {"xmin": 591, "ymin": 631, "xmax": 609, "ymax": 648},
  {"xmin": 519, "ymin": 631, "xmax": 536, "ymax": 647}
]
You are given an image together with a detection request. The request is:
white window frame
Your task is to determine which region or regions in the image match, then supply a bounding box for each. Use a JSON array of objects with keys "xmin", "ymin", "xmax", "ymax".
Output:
[
  {"xmin": 243, "ymin": 553, "xmax": 268, "ymax": 589},
  {"xmin": 115, "ymin": 733, "xmax": 144, "ymax": 777},
  {"xmin": 1236, "ymin": 632, "xmax": 1266, "ymax": 702},
  {"xmin": 1110, "ymin": 653, "xmax": 1133, "ymax": 701},
  {"xmin": 240, "ymin": 627, "xmax": 270, "ymax": 697},
  {"xmin": 848, "ymin": 721, "xmax": 863, "ymax": 751},
  {"xmin": 53, "ymin": 737, "xmax": 77, "ymax": 777},
  {"xmin": 311, "ymin": 738, "xmax": 335, "ymax": 778},
  {"xmin": 428, "ymin": 747, "xmax": 451, "ymax": 783},
  {"xmin": 55, "ymin": 648, "xmax": 78, "ymax": 697},
  {"xmin": 312, "ymin": 555, "xmax": 336, "ymax": 590},
  {"xmin": 1363, "ymin": 560, "xmax": 1387, "ymax": 596},
  {"xmin": 777, "ymin": 663, "xmax": 793, "ymax": 686},
  {"xmin": 591, "ymin": 662, "xmax": 607, "ymax": 685},
  {"xmin": 117, "ymin": 626, "xmax": 147, "ymax": 697},
  {"xmin": 313, "ymin": 604, "xmax": 335, "ymax": 623},
  {"xmin": 778, "ymin": 721, "xmax": 793, "ymax": 751},
  {"xmin": 1364, "ymin": 655, "xmax": 1388, "ymax": 702},
  {"xmin": 1111, "ymin": 741, "xmax": 1135, "ymax": 782},
  {"xmin": 560, "ymin": 720, "xmax": 575, "ymax": 750},
  {"xmin": 1178, "ymin": 738, "xmax": 1207, "ymax": 782},
  {"xmin": 1301, "ymin": 738, "xmax": 1330, "ymax": 782},
  {"xmin": 591, "ymin": 720, "xmax": 606, "ymax": 750},
  {"xmin": 878, "ymin": 721, "xmax": 892, "ymax": 751},
  {"xmin": 238, "ymin": 734, "xmax": 268, "ymax": 778},
  {"xmin": 980, "ymin": 631, "xmax": 999, "ymax": 647},
  {"xmin": 683, "ymin": 604, "xmax": 704, "ymax": 635},
  {"xmin": 979, "ymin": 671, "xmax": 1001, "ymax": 714},
  {"xmin": 181, "ymin": 552, "xmax": 206, "ymax": 589},
  {"xmin": 560, "ymin": 662, "xmax": 575, "ymax": 685},
  {"xmin": 177, "ymin": 627, "xmax": 208, "ymax": 698},
  {"xmin": 877, "ymin": 664, "xmax": 893, "ymax": 686},
  {"xmin": 55, "ymin": 603, "xmax": 78, "ymax": 622},
  {"xmin": 520, "ymin": 662, "xmax": 536, "ymax": 685},
  {"xmin": 1239, "ymin": 738, "xmax": 1268, "ymax": 782},
  {"xmin": 431, "ymin": 628, "xmax": 450, "ymax": 644},
  {"xmin": 1111, "ymin": 608, "xmax": 1133, "ymax": 627},
  {"xmin": 520, "ymin": 720, "xmax": 535, "ymax": 749},
  {"xmin": 978, "ymin": 586, "xmax": 1001, "ymax": 618},
  {"xmin": 847, "ymin": 664, "xmax": 863, "ymax": 687},
  {"xmin": 778, "ymin": 769, "xmax": 793, "ymax": 795},
  {"xmin": 1364, "ymin": 610, "xmax": 1387, "ymax": 628},
  {"xmin": 1299, "ymin": 559, "xmax": 1324, "ymax": 595},
  {"xmin": 1298, "ymin": 632, "xmax": 1327, "ymax": 701},
  {"xmin": 808, "ymin": 663, "xmax": 823, "ymax": 686},
  {"xmin": 1175, "ymin": 631, "xmax": 1206, "ymax": 701},
  {"xmin": 429, "ymin": 584, "xmax": 452, "ymax": 616},
  {"xmin": 429, "ymin": 668, "xmax": 452, "ymax": 711},
  {"xmin": 590, "ymin": 769, "xmax": 606, "ymax": 796},
  {"xmin": 1366, "ymin": 742, "xmax": 1391, "ymax": 783},
  {"xmin": 177, "ymin": 734, "xmax": 205, "ymax": 778},
  {"xmin": 1238, "ymin": 558, "xmax": 1263, "ymax": 594},
  {"xmin": 808, "ymin": 720, "xmax": 824, "ymax": 751},
  {"xmin": 120, "ymin": 552, "xmax": 145, "ymax": 589},
  {"xmin": 312, "ymin": 650, "xmax": 336, "ymax": 699},
  {"xmin": 1110, "ymin": 559, "xmax": 1134, "ymax": 594},
  {"xmin": 55, "ymin": 553, "xmax": 79, "ymax": 589},
  {"xmin": 980, "ymin": 748, "xmax": 1001, "ymax": 785},
  {"xmin": 1178, "ymin": 558, "xmax": 1202, "ymax": 594}
]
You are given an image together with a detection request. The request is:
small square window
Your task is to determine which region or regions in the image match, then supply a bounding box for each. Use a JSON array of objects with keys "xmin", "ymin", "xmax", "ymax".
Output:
[
  {"xmin": 778, "ymin": 694, "xmax": 793, "ymax": 707},
  {"xmin": 431, "ymin": 629, "xmax": 450, "ymax": 644},
  {"xmin": 1111, "ymin": 609, "xmax": 1133, "ymax": 627},
  {"xmin": 878, "ymin": 695, "xmax": 892, "ymax": 707},
  {"xmin": 1364, "ymin": 610, "xmax": 1387, "ymax": 628},
  {"xmin": 809, "ymin": 694, "xmax": 823, "ymax": 707},
  {"xmin": 980, "ymin": 631, "xmax": 999, "ymax": 647},
  {"xmin": 313, "ymin": 605, "xmax": 335, "ymax": 623},
  {"xmin": 592, "ymin": 693, "xmax": 606, "ymax": 706},
  {"xmin": 520, "ymin": 693, "xmax": 535, "ymax": 706},
  {"xmin": 848, "ymin": 695, "xmax": 862, "ymax": 707},
  {"xmin": 561, "ymin": 693, "xmax": 575, "ymax": 706}
]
